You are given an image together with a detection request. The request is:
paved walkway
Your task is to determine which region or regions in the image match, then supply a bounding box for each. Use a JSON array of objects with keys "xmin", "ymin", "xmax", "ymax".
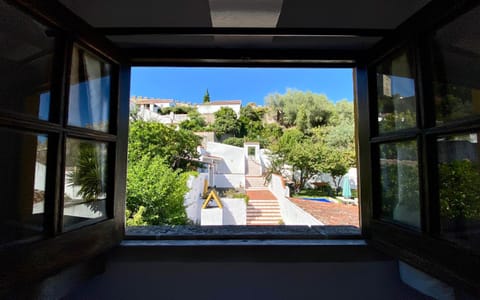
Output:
[
  {"xmin": 246, "ymin": 189, "xmax": 277, "ymax": 200},
  {"xmin": 290, "ymin": 198, "xmax": 360, "ymax": 227}
]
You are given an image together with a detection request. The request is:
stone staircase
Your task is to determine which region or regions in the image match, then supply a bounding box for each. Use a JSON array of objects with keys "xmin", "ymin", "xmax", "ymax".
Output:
[
  {"xmin": 246, "ymin": 158, "xmax": 262, "ymax": 176},
  {"xmin": 245, "ymin": 176, "xmax": 267, "ymax": 189},
  {"xmin": 246, "ymin": 189, "xmax": 282, "ymax": 225}
]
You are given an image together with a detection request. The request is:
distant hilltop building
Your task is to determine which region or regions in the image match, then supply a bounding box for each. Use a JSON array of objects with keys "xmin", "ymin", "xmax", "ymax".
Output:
[
  {"xmin": 196, "ymin": 100, "xmax": 241, "ymax": 123},
  {"xmin": 130, "ymin": 96, "xmax": 242, "ymax": 124},
  {"xmin": 130, "ymin": 96, "xmax": 174, "ymax": 112}
]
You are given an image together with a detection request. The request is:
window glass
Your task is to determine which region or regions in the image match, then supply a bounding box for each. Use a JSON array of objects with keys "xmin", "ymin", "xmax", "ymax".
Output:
[
  {"xmin": 68, "ymin": 45, "xmax": 111, "ymax": 132},
  {"xmin": 376, "ymin": 50, "xmax": 417, "ymax": 133},
  {"xmin": 379, "ymin": 140, "xmax": 420, "ymax": 228},
  {"xmin": 0, "ymin": 1, "xmax": 53, "ymax": 120},
  {"xmin": 431, "ymin": 6, "xmax": 480, "ymax": 125},
  {"xmin": 64, "ymin": 138, "xmax": 108, "ymax": 228},
  {"xmin": 438, "ymin": 133, "xmax": 480, "ymax": 248},
  {"xmin": 0, "ymin": 129, "xmax": 47, "ymax": 244}
]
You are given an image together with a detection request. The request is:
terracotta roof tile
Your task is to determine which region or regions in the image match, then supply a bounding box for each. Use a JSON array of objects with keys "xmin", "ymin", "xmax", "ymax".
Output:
[{"xmin": 131, "ymin": 98, "xmax": 174, "ymax": 105}]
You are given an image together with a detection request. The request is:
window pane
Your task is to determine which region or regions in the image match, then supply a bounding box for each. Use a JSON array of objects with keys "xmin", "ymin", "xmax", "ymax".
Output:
[
  {"xmin": 376, "ymin": 50, "xmax": 417, "ymax": 133},
  {"xmin": 64, "ymin": 138, "xmax": 108, "ymax": 228},
  {"xmin": 438, "ymin": 133, "xmax": 480, "ymax": 248},
  {"xmin": 379, "ymin": 140, "xmax": 420, "ymax": 228},
  {"xmin": 68, "ymin": 45, "xmax": 111, "ymax": 132},
  {"xmin": 432, "ymin": 6, "xmax": 480, "ymax": 125},
  {"xmin": 0, "ymin": 1, "xmax": 53, "ymax": 120},
  {"xmin": 0, "ymin": 129, "xmax": 47, "ymax": 244}
]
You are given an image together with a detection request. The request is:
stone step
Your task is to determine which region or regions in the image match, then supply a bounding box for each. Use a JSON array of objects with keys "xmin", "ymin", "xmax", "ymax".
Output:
[
  {"xmin": 247, "ymin": 207, "xmax": 280, "ymax": 211},
  {"xmin": 245, "ymin": 176, "xmax": 267, "ymax": 188},
  {"xmin": 247, "ymin": 219, "xmax": 282, "ymax": 223},
  {"xmin": 247, "ymin": 218, "xmax": 281, "ymax": 225},
  {"xmin": 247, "ymin": 201, "xmax": 280, "ymax": 205},
  {"xmin": 247, "ymin": 213, "xmax": 281, "ymax": 217}
]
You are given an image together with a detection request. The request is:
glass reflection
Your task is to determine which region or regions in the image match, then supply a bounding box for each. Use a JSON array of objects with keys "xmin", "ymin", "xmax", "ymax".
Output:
[
  {"xmin": 432, "ymin": 6, "xmax": 480, "ymax": 125},
  {"xmin": 379, "ymin": 140, "xmax": 420, "ymax": 228},
  {"xmin": 0, "ymin": 1, "xmax": 53, "ymax": 120},
  {"xmin": 0, "ymin": 129, "xmax": 47, "ymax": 244},
  {"xmin": 64, "ymin": 138, "xmax": 108, "ymax": 228},
  {"xmin": 438, "ymin": 133, "xmax": 480, "ymax": 248},
  {"xmin": 376, "ymin": 50, "xmax": 417, "ymax": 133},
  {"xmin": 68, "ymin": 45, "xmax": 111, "ymax": 132}
]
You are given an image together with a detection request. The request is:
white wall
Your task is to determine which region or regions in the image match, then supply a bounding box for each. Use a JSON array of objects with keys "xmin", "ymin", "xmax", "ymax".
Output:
[
  {"xmin": 206, "ymin": 142, "xmax": 244, "ymax": 174},
  {"xmin": 307, "ymin": 168, "xmax": 358, "ymax": 190},
  {"xmin": 67, "ymin": 257, "xmax": 426, "ymax": 299},
  {"xmin": 200, "ymin": 198, "xmax": 246, "ymax": 225},
  {"xmin": 213, "ymin": 174, "xmax": 245, "ymax": 189},
  {"xmin": 136, "ymin": 108, "xmax": 189, "ymax": 124},
  {"xmin": 185, "ymin": 174, "xmax": 245, "ymax": 225},
  {"xmin": 184, "ymin": 173, "xmax": 208, "ymax": 224},
  {"xmin": 197, "ymin": 103, "xmax": 241, "ymax": 116},
  {"xmin": 269, "ymin": 174, "xmax": 322, "ymax": 226},
  {"xmin": 222, "ymin": 198, "xmax": 246, "ymax": 225},
  {"xmin": 201, "ymin": 208, "xmax": 223, "ymax": 225}
]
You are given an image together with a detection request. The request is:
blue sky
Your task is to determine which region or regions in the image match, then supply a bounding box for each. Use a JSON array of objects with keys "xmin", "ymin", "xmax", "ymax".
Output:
[{"xmin": 131, "ymin": 67, "xmax": 353, "ymax": 105}]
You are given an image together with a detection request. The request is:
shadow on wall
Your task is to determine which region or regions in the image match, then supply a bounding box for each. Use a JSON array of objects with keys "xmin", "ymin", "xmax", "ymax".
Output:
[{"xmin": 213, "ymin": 174, "xmax": 245, "ymax": 189}]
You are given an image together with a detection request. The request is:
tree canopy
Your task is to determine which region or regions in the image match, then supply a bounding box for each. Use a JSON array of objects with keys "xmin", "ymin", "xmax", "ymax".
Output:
[
  {"xmin": 265, "ymin": 92, "xmax": 356, "ymax": 191},
  {"xmin": 128, "ymin": 120, "xmax": 201, "ymax": 169},
  {"xmin": 265, "ymin": 89, "xmax": 335, "ymax": 129},
  {"xmin": 203, "ymin": 89, "xmax": 210, "ymax": 103},
  {"xmin": 126, "ymin": 120, "xmax": 202, "ymax": 225},
  {"xmin": 213, "ymin": 107, "xmax": 240, "ymax": 138},
  {"xmin": 179, "ymin": 109, "xmax": 207, "ymax": 131}
]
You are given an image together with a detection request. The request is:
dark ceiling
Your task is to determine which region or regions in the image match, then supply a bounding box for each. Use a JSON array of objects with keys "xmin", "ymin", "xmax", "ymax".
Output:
[{"xmin": 59, "ymin": 0, "xmax": 432, "ymax": 52}]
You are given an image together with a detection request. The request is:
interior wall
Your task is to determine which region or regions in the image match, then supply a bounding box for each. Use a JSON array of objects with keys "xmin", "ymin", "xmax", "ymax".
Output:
[{"xmin": 64, "ymin": 246, "xmax": 427, "ymax": 300}]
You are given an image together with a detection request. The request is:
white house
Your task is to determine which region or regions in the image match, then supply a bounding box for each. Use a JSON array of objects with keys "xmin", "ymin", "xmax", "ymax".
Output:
[
  {"xmin": 199, "ymin": 142, "xmax": 246, "ymax": 189},
  {"xmin": 130, "ymin": 96, "xmax": 174, "ymax": 112},
  {"xmin": 196, "ymin": 100, "xmax": 241, "ymax": 118}
]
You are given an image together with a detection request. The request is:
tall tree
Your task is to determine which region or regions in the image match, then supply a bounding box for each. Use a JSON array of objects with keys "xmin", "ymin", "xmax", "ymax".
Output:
[
  {"xmin": 213, "ymin": 107, "xmax": 240, "ymax": 138},
  {"xmin": 203, "ymin": 89, "xmax": 211, "ymax": 103},
  {"xmin": 129, "ymin": 120, "xmax": 201, "ymax": 169},
  {"xmin": 265, "ymin": 89, "xmax": 335, "ymax": 128}
]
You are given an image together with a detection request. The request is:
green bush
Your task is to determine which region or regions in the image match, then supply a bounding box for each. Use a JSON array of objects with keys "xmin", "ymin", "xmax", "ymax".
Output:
[
  {"xmin": 380, "ymin": 162, "xmax": 419, "ymax": 220},
  {"xmin": 223, "ymin": 137, "xmax": 245, "ymax": 148},
  {"xmin": 439, "ymin": 160, "xmax": 480, "ymax": 221},
  {"xmin": 127, "ymin": 156, "xmax": 192, "ymax": 225}
]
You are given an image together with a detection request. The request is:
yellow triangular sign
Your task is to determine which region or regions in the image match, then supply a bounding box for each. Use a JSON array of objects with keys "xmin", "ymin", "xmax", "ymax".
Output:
[{"xmin": 202, "ymin": 190, "xmax": 223, "ymax": 209}]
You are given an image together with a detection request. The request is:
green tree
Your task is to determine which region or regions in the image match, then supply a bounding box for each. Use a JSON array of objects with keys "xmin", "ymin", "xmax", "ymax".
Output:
[
  {"xmin": 287, "ymin": 140, "xmax": 321, "ymax": 188},
  {"xmin": 213, "ymin": 107, "xmax": 240, "ymax": 138},
  {"xmin": 129, "ymin": 120, "xmax": 200, "ymax": 169},
  {"xmin": 127, "ymin": 156, "xmax": 192, "ymax": 225},
  {"xmin": 265, "ymin": 89, "xmax": 335, "ymax": 128},
  {"xmin": 332, "ymin": 99, "xmax": 354, "ymax": 126},
  {"xmin": 238, "ymin": 103, "xmax": 265, "ymax": 139},
  {"xmin": 295, "ymin": 103, "xmax": 310, "ymax": 133},
  {"xmin": 203, "ymin": 89, "xmax": 211, "ymax": 103},
  {"xmin": 179, "ymin": 109, "xmax": 207, "ymax": 131},
  {"xmin": 67, "ymin": 142, "xmax": 106, "ymax": 202}
]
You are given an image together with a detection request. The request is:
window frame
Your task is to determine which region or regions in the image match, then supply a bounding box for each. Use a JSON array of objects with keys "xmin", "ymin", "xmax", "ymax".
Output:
[
  {"xmin": 0, "ymin": 0, "xmax": 128, "ymax": 293},
  {"xmin": 363, "ymin": 1, "xmax": 480, "ymax": 294},
  {"xmin": 2, "ymin": 0, "xmax": 480, "ymax": 297}
]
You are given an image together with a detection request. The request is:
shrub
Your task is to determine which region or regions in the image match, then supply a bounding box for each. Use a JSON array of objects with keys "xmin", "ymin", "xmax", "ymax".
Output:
[{"xmin": 127, "ymin": 156, "xmax": 191, "ymax": 225}]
